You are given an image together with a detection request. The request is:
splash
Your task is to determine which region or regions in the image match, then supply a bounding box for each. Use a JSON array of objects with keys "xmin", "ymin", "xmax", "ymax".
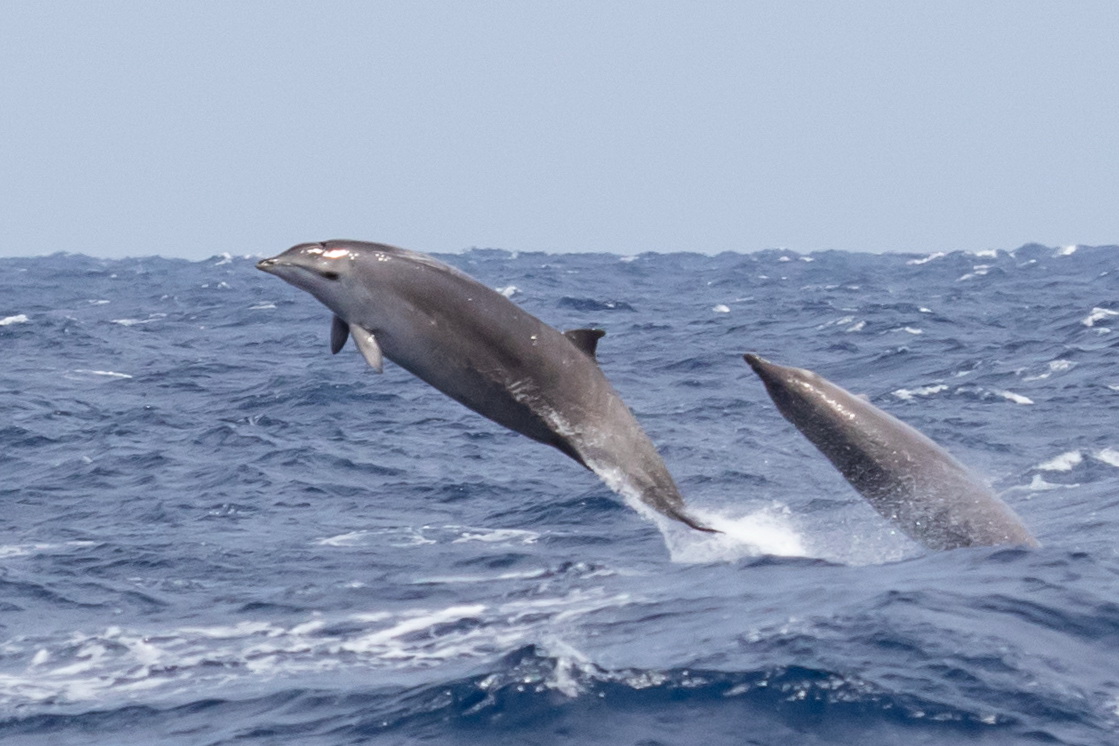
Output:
[{"xmin": 661, "ymin": 505, "xmax": 807, "ymax": 563}]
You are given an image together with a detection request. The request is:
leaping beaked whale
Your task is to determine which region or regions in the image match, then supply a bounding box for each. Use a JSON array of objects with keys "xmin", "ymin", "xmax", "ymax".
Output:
[
  {"xmin": 257, "ymin": 240, "xmax": 715, "ymax": 533},
  {"xmin": 744, "ymin": 354, "xmax": 1038, "ymax": 550}
]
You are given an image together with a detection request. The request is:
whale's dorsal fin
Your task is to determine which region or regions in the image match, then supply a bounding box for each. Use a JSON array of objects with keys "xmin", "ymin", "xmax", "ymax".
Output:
[
  {"xmin": 349, "ymin": 324, "xmax": 384, "ymax": 373},
  {"xmin": 331, "ymin": 315, "xmax": 349, "ymax": 354},
  {"xmin": 563, "ymin": 328, "xmax": 606, "ymax": 360}
]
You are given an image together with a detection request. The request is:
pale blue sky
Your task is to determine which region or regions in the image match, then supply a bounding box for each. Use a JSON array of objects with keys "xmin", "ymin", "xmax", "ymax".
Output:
[{"xmin": 2, "ymin": 1, "xmax": 1116, "ymax": 259}]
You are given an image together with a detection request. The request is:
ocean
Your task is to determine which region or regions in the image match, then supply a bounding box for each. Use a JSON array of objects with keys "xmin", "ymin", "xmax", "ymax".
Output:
[{"xmin": 1, "ymin": 244, "xmax": 1117, "ymax": 745}]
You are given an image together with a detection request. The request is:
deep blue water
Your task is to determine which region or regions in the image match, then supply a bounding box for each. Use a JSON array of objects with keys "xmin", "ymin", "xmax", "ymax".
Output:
[{"xmin": 1, "ymin": 244, "xmax": 1118, "ymax": 745}]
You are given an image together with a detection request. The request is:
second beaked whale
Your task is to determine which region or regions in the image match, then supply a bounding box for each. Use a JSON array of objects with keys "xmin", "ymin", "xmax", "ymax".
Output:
[
  {"xmin": 744, "ymin": 353, "xmax": 1038, "ymax": 550},
  {"xmin": 257, "ymin": 240, "xmax": 715, "ymax": 533}
]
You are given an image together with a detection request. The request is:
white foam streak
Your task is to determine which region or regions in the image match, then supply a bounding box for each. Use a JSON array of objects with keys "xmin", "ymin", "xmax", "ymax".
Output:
[
  {"xmin": 111, "ymin": 313, "xmax": 165, "ymax": 326},
  {"xmin": 315, "ymin": 525, "xmax": 539, "ymax": 548},
  {"xmin": 0, "ymin": 590, "xmax": 632, "ymax": 708},
  {"xmin": 452, "ymin": 528, "xmax": 538, "ymax": 545},
  {"xmin": 73, "ymin": 369, "xmax": 133, "ymax": 379},
  {"xmin": 0, "ymin": 541, "xmax": 97, "ymax": 559}
]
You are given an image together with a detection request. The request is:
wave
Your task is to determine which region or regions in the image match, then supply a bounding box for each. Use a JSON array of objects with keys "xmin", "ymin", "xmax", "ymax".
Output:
[{"xmin": 0, "ymin": 643, "xmax": 1102, "ymax": 745}]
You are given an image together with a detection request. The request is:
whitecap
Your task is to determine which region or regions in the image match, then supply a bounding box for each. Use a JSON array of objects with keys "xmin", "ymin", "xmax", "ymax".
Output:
[
  {"xmin": 248, "ymin": 302, "xmax": 277, "ymax": 310},
  {"xmin": 496, "ymin": 285, "xmax": 520, "ymax": 298},
  {"xmin": 817, "ymin": 315, "xmax": 863, "ymax": 331},
  {"xmin": 892, "ymin": 384, "xmax": 948, "ymax": 401},
  {"xmin": 712, "ymin": 304, "xmax": 730, "ymax": 314},
  {"xmin": 1092, "ymin": 449, "xmax": 1119, "ymax": 468},
  {"xmin": 906, "ymin": 252, "xmax": 945, "ymax": 266},
  {"xmin": 0, "ymin": 314, "xmax": 29, "ymax": 326},
  {"xmin": 1035, "ymin": 451, "xmax": 1083, "ymax": 472},
  {"xmin": 1022, "ymin": 359, "xmax": 1075, "ymax": 381},
  {"xmin": 1082, "ymin": 307, "xmax": 1119, "ymax": 327},
  {"xmin": 995, "ymin": 389, "xmax": 1033, "ymax": 405},
  {"xmin": 214, "ymin": 253, "xmax": 233, "ymax": 265},
  {"xmin": 957, "ymin": 265, "xmax": 991, "ymax": 281},
  {"xmin": 0, "ymin": 543, "xmax": 54, "ymax": 559},
  {"xmin": 1021, "ymin": 474, "xmax": 1078, "ymax": 491},
  {"xmin": 1057, "ymin": 245, "xmax": 1078, "ymax": 256}
]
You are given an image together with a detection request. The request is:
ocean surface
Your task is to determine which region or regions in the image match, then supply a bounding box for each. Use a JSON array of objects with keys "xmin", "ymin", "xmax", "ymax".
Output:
[{"xmin": 1, "ymin": 244, "xmax": 1118, "ymax": 745}]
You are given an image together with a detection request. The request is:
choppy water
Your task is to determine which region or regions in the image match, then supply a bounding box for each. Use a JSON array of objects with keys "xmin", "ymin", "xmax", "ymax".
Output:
[{"xmin": 2, "ymin": 244, "xmax": 1118, "ymax": 745}]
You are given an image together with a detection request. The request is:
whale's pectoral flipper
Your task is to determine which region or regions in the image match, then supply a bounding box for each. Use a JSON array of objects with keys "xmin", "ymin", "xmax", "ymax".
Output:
[
  {"xmin": 349, "ymin": 324, "xmax": 384, "ymax": 373},
  {"xmin": 563, "ymin": 328, "xmax": 606, "ymax": 360},
  {"xmin": 331, "ymin": 315, "xmax": 349, "ymax": 354}
]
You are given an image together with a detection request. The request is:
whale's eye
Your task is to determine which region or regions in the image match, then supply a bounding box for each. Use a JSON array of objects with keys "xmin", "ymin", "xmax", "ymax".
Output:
[{"xmin": 320, "ymin": 271, "xmax": 341, "ymax": 281}]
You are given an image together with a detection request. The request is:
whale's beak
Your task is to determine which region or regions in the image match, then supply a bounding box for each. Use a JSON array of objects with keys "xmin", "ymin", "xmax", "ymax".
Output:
[
  {"xmin": 256, "ymin": 257, "xmax": 277, "ymax": 273},
  {"xmin": 743, "ymin": 353, "xmax": 773, "ymax": 377}
]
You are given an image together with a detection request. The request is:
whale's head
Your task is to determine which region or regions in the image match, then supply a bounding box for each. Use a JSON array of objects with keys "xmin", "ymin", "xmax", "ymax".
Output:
[
  {"xmin": 743, "ymin": 353, "xmax": 847, "ymax": 427},
  {"xmin": 257, "ymin": 240, "xmax": 391, "ymax": 321}
]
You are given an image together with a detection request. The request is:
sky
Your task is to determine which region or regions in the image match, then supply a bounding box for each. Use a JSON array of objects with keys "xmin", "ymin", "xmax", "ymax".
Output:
[{"xmin": 2, "ymin": 1, "xmax": 1117, "ymax": 259}]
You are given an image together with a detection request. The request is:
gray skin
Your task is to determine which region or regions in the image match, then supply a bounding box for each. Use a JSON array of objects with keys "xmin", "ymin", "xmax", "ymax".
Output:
[
  {"xmin": 257, "ymin": 240, "xmax": 714, "ymax": 533},
  {"xmin": 744, "ymin": 354, "xmax": 1038, "ymax": 550}
]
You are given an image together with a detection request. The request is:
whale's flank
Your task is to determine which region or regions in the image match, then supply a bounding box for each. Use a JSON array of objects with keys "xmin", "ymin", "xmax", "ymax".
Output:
[{"xmin": 744, "ymin": 353, "xmax": 1038, "ymax": 550}]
